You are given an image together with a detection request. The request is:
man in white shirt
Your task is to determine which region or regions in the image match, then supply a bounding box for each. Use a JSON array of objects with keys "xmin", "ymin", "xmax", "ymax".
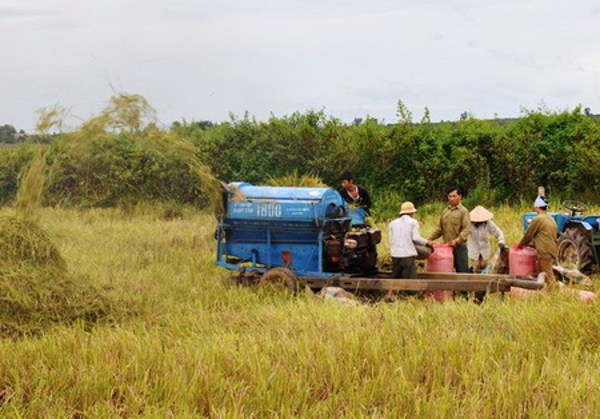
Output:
[
  {"xmin": 385, "ymin": 202, "xmax": 433, "ymax": 301},
  {"xmin": 467, "ymin": 205, "xmax": 506, "ymax": 273}
]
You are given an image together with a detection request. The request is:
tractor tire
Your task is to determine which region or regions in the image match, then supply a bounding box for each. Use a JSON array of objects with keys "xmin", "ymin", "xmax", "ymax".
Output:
[
  {"xmin": 259, "ymin": 268, "xmax": 297, "ymax": 292},
  {"xmin": 557, "ymin": 227, "xmax": 595, "ymax": 275}
]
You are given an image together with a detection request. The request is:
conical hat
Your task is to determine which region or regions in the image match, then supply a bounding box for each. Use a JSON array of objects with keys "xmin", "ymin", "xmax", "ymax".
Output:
[{"xmin": 470, "ymin": 205, "xmax": 493, "ymax": 222}]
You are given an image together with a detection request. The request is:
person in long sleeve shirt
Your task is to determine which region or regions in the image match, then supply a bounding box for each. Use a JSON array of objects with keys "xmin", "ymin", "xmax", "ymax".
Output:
[
  {"xmin": 519, "ymin": 196, "xmax": 558, "ymax": 287},
  {"xmin": 339, "ymin": 171, "xmax": 372, "ymax": 215},
  {"xmin": 428, "ymin": 187, "xmax": 470, "ymax": 273},
  {"xmin": 467, "ymin": 206, "xmax": 506, "ymax": 273},
  {"xmin": 385, "ymin": 201, "xmax": 433, "ymax": 301}
]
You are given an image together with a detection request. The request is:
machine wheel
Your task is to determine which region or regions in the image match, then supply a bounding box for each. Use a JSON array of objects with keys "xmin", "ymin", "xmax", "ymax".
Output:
[
  {"xmin": 259, "ymin": 268, "xmax": 298, "ymax": 292},
  {"xmin": 557, "ymin": 227, "xmax": 595, "ymax": 275}
]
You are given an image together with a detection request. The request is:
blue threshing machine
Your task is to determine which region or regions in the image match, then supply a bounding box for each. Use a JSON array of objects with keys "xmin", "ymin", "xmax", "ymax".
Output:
[{"xmin": 215, "ymin": 182, "xmax": 379, "ymax": 280}]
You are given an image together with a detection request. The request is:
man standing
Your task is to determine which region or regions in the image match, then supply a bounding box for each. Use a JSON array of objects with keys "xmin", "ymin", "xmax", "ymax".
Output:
[
  {"xmin": 519, "ymin": 196, "xmax": 558, "ymax": 288},
  {"xmin": 428, "ymin": 187, "xmax": 470, "ymax": 273},
  {"xmin": 467, "ymin": 205, "xmax": 506, "ymax": 273},
  {"xmin": 339, "ymin": 171, "xmax": 372, "ymax": 215},
  {"xmin": 385, "ymin": 201, "xmax": 433, "ymax": 301}
]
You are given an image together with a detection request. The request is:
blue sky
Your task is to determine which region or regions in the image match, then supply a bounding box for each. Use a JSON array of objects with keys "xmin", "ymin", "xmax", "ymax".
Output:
[{"xmin": 2, "ymin": 0, "xmax": 599, "ymax": 131}]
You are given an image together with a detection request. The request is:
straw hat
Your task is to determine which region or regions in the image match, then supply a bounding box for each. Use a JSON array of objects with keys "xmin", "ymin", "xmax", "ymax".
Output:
[
  {"xmin": 399, "ymin": 201, "xmax": 417, "ymax": 215},
  {"xmin": 470, "ymin": 205, "xmax": 494, "ymax": 222}
]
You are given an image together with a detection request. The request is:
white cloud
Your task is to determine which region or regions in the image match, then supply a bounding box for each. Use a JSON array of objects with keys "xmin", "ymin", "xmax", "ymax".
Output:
[{"xmin": 1, "ymin": 0, "xmax": 599, "ymax": 130}]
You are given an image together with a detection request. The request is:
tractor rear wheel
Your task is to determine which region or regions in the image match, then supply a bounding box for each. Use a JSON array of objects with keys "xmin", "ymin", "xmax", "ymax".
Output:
[
  {"xmin": 259, "ymin": 268, "xmax": 298, "ymax": 292},
  {"xmin": 557, "ymin": 227, "xmax": 595, "ymax": 275}
]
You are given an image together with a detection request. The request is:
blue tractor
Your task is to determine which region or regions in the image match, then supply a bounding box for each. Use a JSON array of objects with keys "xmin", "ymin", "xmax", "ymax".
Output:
[{"xmin": 522, "ymin": 200, "xmax": 600, "ymax": 274}]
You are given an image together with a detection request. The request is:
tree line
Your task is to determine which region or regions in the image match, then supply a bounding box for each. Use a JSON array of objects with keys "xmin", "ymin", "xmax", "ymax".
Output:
[{"xmin": 1, "ymin": 103, "xmax": 599, "ymax": 217}]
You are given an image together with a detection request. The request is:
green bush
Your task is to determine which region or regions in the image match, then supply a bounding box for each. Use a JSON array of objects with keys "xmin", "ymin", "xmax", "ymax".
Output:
[
  {"xmin": 0, "ymin": 146, "xmax": 35, "ymax": 205},
  {"xmin": 42, "ymin": 135, "xmax": 210, "ymax": 208},
  {"xmin": 3, "ymin": 100, "xmax": 600, "ymax": 216},
  {"xmin": 181, "ymin": 106, "xmax": 600, "ymax": 217}
]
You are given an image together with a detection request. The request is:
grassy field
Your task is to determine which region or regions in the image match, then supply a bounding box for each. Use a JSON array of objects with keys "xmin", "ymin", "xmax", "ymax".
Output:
[{"xmin": 1, "ymin": 204, "xmax": 600, "ymax": 417}]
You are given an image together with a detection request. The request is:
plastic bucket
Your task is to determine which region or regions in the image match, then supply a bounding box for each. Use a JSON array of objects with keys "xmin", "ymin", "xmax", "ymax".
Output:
[
  {"xmin": 426, "ymin": 243, "xmax": 454, "ymax": 301},
  {"xmin": 509, "ymin": 243, "xmax": 538, "ymax": 276},
  {"xmin": 427, "ymin": 243, "xmax": 454, "ymax": 273}
]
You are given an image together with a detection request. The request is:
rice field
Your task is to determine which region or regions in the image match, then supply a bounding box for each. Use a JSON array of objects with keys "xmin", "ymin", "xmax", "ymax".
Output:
[{"xmin": 1, "ymin": 204, "xmax": 600, "ymax": 417}]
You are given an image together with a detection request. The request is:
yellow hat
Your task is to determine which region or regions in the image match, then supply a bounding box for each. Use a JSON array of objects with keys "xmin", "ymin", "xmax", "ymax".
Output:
[
  {"xmin": 470, "ymin": 205, "xmax": 493, "ymax": 222},
  {"xmin": 399, "ymin": 201, "xmax": 417, "ymax": 215}
]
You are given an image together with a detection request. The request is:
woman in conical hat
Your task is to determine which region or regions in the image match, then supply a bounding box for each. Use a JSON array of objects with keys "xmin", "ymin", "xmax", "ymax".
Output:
[{"xmin": 467, "ymin": 205, "xmax": 506, "ymax": 273}]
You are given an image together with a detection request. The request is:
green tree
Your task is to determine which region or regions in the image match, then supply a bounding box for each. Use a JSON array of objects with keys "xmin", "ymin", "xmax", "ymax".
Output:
[{"xmin": 0, "ymin": 124, "xmax": 17, "ymax": 143}]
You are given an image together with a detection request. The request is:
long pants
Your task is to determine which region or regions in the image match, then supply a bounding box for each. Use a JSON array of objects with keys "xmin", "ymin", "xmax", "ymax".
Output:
[
  {"xmin": 470, "ymin": 256, "xmax": 487, "ymax": 274},
  {"xmin": 453, "ymin": 244, "xmax": 469, "ymax": 273},
  {"xmin": 538, "ymin": 256, "xmax": 556, "ymax": 287},
  {"xmin": 392, "ymin": 256, "xmax": 417, "ymax": 279},
  {"xmin": 469, "ymin": 255, "xmax": 488, "ymax": 302}
]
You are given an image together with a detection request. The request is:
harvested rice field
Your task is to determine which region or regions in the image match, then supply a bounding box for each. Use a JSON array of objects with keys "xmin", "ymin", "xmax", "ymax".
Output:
[{"xmin": 1, "ymin": 205, "xmax": 599, "ymax": 417}]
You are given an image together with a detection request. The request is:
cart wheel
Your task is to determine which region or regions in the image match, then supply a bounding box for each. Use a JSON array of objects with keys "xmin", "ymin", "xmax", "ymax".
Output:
[{"xmin": 259, "ymin": 268, "xmax": 297, "ymax": 292}]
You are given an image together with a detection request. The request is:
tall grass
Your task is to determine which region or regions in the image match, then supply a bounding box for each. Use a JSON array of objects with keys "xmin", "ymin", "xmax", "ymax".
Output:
[
  {"xmin": 13, "ymin": 149, "xmax": 47, "ymax": 223},
  {"xmin": 0, "ymin": 205, "xmax": 599, "ymax": 416}
]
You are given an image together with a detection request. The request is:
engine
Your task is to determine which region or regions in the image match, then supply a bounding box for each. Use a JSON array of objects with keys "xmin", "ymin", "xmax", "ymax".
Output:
[{"xmin": 324, "ymin": 222, "xmax": 381, "ymax": 273}]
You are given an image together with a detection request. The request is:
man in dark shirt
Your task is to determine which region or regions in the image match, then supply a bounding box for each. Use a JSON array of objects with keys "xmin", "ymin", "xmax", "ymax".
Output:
[{"xmin": 339, "ymin": 171, "xmax": 372, "ymax": 215}]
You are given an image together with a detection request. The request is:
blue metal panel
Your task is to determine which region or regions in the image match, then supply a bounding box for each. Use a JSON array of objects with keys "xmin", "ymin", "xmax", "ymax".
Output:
[
  {"xmin": 349, "ymin": 207, "xmax": 367, "ymax": 226},
  {"xmin": 522, "ymin": 212, "xmax": 562, "ymax": 231},
  {"xmin": 552, "ymin": 213, "xmax": 569, "ymax": 232},
  {"xmin": 217, "ymin": 183, "xmax": 352, "ymax": 275},
  {"xmin": 522, "ymin": 212, "xmax": 536, "ymax": 231},
  {"xmin": 233, "ymin": 184, "xmax": 331, "ymax": 200},
  {"xmin": 522, "ymin": 211, "xmax": 593, "ymax": 233},
  {"xmin": 582, "ymin": 216, "xmax": 600, "ymax": 230},
  {"xmin": 226, "ymin": 183, "xmax": 346, "ymax": 221},
  {"xmin": 225, "ymin": 242, "xmax": 319, "ymax": 271}
]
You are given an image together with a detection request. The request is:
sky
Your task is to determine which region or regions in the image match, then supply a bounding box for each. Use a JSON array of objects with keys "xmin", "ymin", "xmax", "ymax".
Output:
[{"xmin": 1, "ymin": 0, "xmax": 600, "ymax": 131}]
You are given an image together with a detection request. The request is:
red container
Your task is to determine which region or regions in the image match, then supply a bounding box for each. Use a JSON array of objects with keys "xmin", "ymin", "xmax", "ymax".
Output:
[
  {"xmin": 427, "ymin": 243, "xmax": 454, "ymax": 273},
  {"xmin": 508, "ymin": 243, "xmax": 538, "ymax": 276},
  {"xmin": 426, "ymin": 243, "xmax": 454, "ymax": 301}
]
